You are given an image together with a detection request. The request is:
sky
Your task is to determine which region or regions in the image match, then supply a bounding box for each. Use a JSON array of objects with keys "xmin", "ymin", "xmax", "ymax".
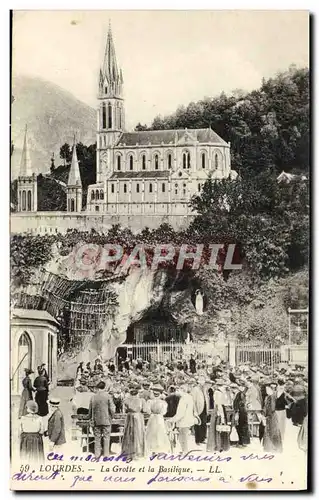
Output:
[{"xmin": 12, "ymin": 10, "xmax": 309, "ymax": 130}]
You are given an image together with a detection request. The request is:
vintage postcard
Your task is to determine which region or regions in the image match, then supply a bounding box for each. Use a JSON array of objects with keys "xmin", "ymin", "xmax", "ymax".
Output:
[{"xmin": 10, "ymin": 10, "xmax": 309, "ymax": 491}]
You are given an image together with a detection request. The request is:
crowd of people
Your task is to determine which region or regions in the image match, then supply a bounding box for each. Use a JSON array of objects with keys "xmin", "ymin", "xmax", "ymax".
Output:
[
  {"xmin": 16, "ymin": 353, "xmax": 308, "ymax": 463},
  {"xmin": 70, "ymin": 353, "xmax": 308, "ymax": 460}
]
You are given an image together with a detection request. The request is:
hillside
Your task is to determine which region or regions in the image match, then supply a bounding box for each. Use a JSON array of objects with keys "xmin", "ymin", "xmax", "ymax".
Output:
[
  {"xmin": 139, "ymin": 65, "xmax": 309, "ymax": 176},
  {"xmin": 11, "ymin": 75, "xmax": 96, "ymax": 180}
]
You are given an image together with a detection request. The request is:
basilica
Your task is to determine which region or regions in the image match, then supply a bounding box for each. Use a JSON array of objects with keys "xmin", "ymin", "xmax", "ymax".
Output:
[
  {"xmin": 81, "ymin": 25, "xmax": 236, "ymax": 216},
  {"xmin": 13, "ymin": 24, "xmax": 237, "ymax": 234}
]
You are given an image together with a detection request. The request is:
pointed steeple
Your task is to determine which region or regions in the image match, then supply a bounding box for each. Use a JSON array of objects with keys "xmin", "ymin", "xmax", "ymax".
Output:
[
  {"xmin": 19, "ymin": 125, "xmax": 32, "ymax": 176},
  {"xmin": 102, "ymin": 21, "xmax": 120, "ymax": 83},
  {"xmin": 68, "ymin": 139, "xmax": 82, "ymax": 187}
]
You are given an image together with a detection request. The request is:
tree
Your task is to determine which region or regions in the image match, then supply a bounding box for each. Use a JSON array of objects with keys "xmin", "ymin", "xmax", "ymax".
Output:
[
  {"xmin": 142, "ymin": 66, "xmax": 309, "ymax": 176},
  {"xmin": 135, "ymin": 123, "xmax": 148, "ymax": 131},
  {"xmin": 60, "ymin": 143, "xmax": 72, "ymax": 166},
  {"xmin": 50, "ymin": 153, "xmax": 55, "ymax": 173}
]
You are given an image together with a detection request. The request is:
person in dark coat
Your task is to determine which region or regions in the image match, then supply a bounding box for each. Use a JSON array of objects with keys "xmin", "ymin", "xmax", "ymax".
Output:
[
  {"xmin": 40, "ymin": 363, "xmax": 49, "ymax": 382},
  {"xmin": 47, "ymin": 398, "xmax": 66, "ymax": 450},
  {"xmin": 88, "ymin": 381, "xmax": 116, "ymax": 458},
  {"xmin": 76, "ymin": 362, "xmax": 84, "ymax": 377},
  {"xmin": 165, "ymin": 386, "xmax": 181, "ymax": 418},
  {"xmin": 108, "ymin": 360, "xmax": 116, "ymax": 374},
  {"xmin": 233, "ymin": 382, "xmax": 250, "ymax": 447},
  {"xmin": 189, "ymin": 354, "xmax": 196, "ymax": 374},
  {"xmin": 290, "ymin": 385, "xmax": 307, "ymax": 426},
  {"xmin": 33, "ymin": 369, "xmax": 49, "ymax": 417},
  {"xmin": 19, "ymin": 368, "xmax": 34, "ymax": 418}
]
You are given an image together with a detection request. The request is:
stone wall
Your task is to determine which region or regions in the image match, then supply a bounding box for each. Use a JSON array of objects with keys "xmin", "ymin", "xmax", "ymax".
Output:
[{"xmin": 11, "ymin": 211, "xmax": 195, "ymax": 235}]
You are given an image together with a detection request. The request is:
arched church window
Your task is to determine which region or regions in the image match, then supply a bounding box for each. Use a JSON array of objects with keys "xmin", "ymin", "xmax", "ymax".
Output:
[
  {"xmin": 70, "ymin": 199, "xmax": 75, "ymax": 212},
  {"xmin": 154, "ymin": 154, "xmax": 159, "ymax": 170},
  {"xmin": 175, "ymin": 183, "xmax": 178, "ymax": 195},
  {"xmin": 22, "ymin": 190, "xmax": 26, "ymax": 211},
  {"xmin": 201, "ymin": 152, "xmax": 206, "ymax": 169},
  {"xmin": 183, "ymin": 151, "xmax": 190, "ymax": 169},
  {"xmin": 136, "ymin": 183, "xmax": 140, "ymax": 193},
  {"xmin": 215, "ymin": 153, "xmax": 219, "ymax": 170},
  {"xmin": 119, "ymin": 109, "xmax": 122, "ymax": 129},
  {"xmin": 124, "ymin": 184, "xmax": 127, "ymax": 194},
  {"xmin": 162, "ymin": 183, "xmax": 166, "ymax": 193},
  {"xmin": 102, "ymin": 103, "xmax": 106, "ymax": 129},
  {"xmin": 105, "ymin": 86, "xmax": 108, "ymax": 94},
  {"xmin": 168, "ymin": 153, "xmax": 172, "ymax": 169},
  {"xmin": 111, "ymin": 184, "xmax": 115, "ymax": 194},
  {"xmin": 108, "ymin": 103, "xmax": 112, "ymax": 129},
  {"xmin": 149, "ymin": 183, "xmax": 153, "ymax": 193},
  {"xmin": 183, "ymin": 183, "xmax": 187, "ymax": 196},
  {"xmin": 27, "ymin": 190, "xmax": 32, "ymax": 211},
  {"xmin": 198, "ymin": 183, "xmax": 201, "ymax": 192},
  {"xmin": 129, "ymin": 155, "xmax": 133, "ymax": 171},
  {"xmin": 100, "ymin": 190, "xmax": 104, "ymax": 200},
  {"xmin": 96, "ymin": 190, "xmax": 100, "ymax": 200},
  {"xmin": 91, "ymin": 190, "xmax": 95, "ymax": 201},
  {"xmin": 142, "ymin": 155, "xmax": 146, "ymax": 170},
  {"xmin": 117, "ymin": 156, "xmax": 121, "ymax": 171}
]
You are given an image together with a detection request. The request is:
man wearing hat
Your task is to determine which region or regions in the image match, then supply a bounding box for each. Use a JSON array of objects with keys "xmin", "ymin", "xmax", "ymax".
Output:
[
  {"xmin": 191, "ymin": 376, "xmax": 210, "ymax": 445},
  {"xmin": 88, "ymin": 381, "xmax": 115, "ymax": 458},
  {"xmin": 47, "ymin": 398, "xmax": 66, "ymax": 451}
]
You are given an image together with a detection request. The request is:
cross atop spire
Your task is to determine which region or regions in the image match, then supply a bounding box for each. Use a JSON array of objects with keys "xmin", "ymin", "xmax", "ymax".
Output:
[
  {"xmin": 19, "ymin": 125, "xmax": 32, "ymax": 177},
  {"xmin": 68, "ymin": 140, "xmax": 82, "ymax": 187}
]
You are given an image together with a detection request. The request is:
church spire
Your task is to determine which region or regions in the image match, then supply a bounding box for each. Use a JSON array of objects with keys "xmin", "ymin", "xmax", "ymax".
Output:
[
  {"xmin": 102, "ymin": 21, "xmax": 120, "ymax": 84},
  {"xmin": 68, "ymin": 139, "xmax": 82, "ymax": 187},
  {"xmin": 19, "ymin": 125, "xmax": 32, "ymax": 176}
]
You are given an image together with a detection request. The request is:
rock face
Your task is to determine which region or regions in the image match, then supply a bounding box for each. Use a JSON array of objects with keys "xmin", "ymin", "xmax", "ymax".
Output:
[
  {"xmin": 15, "ymin": 244, "xmax": 219, "ymax": 380},
  {"xmin": 11, "ymin": 75, "xmax": 96, "ymax": 179}
]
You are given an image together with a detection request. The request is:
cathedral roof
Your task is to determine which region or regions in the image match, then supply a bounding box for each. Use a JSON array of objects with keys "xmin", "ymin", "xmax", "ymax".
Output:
[
  {"xmin": 110, "ymin": 171, "xmax": 169, "ymax": 179},
  {"xmin": 68, "ymin": 143, "xmax": 82, "ymax": 187},
  {"xmin": 116, "ymin": 128, "xmax": 228, "ymax": 147}
]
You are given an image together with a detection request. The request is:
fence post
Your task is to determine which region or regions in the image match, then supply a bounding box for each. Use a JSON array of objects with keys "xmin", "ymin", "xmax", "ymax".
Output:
[{"xmin": 228, "ymin": 336, "xmax": 237, "ymax": 367}]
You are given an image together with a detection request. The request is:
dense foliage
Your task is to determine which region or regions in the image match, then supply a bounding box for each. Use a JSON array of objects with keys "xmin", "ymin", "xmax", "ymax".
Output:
[{"xmin": 137, "ymin": 66, "xmax": 309, "ymax": 176}]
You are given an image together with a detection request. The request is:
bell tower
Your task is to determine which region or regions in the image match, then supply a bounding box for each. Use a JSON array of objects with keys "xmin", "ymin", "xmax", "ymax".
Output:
[{"xmin": 97, "ymin": 22, "xmax": 125, "ymax": 182}]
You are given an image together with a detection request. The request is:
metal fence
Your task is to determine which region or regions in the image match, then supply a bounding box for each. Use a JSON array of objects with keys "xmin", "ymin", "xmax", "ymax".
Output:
[
  {"xmin": 236, "ymin": 344, "xmax": 281, "ymax": 371},
  {"xmin": 118, "ymin": 341, "xmax": 228, "ymax": 364}
]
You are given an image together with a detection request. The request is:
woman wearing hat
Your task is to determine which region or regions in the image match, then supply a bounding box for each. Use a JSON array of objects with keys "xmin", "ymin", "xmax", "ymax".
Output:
[
  {"xmin": 33, "ymin": 368, "xmax": 49, "ymax": 417},
  {"xmin": 207, "ymin": 379, "xmax": 230, "ymax": 452},
  {"xmin": 145, "ymin": 384, "xmax": 170, "ymax": 453},
  {"xmin": 20, "ymin": 400, "xmax": 44, "ymax": 463},
  {"xmin": 121, "ymin": 383, "xmax": 146, "ymax": 459},
  {"xmin": 18, "ymin": 368, "xmax": 34, "ymax": 418},
  {"xmin": 262, "ymin": 384, "xmax": 282, "ymax": 453}
]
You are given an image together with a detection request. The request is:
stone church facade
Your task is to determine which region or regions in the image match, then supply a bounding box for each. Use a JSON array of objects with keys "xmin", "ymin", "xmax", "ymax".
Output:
[{"xmin": 86, "ymin": 25, "xmax": 234, "ymax": 216}]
